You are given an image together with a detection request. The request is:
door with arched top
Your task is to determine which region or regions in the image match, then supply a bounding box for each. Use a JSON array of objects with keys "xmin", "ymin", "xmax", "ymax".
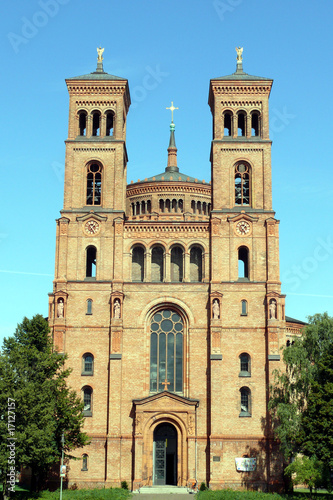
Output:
[{"xmin": 153, "ymin": 423, "xmax": 177, "ymax": 485}]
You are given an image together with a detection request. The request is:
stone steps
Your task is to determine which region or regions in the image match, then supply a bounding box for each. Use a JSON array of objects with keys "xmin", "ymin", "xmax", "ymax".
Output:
[{"xmin": 133, "ymin": 485, "xmax": 192, "ymax": 494}]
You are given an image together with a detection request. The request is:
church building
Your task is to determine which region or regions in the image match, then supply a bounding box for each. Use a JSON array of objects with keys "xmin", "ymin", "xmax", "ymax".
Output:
[{"xmin": 48, "ymin": 48, "xmax": 298, "ymax": 491}]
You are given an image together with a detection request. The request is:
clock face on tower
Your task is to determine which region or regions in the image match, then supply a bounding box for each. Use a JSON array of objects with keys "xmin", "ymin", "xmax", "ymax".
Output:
[
  {"xmin": 84, "ymin": 219, "xmax": 100, "ymax": 235},
  {"xmin": 235, "ymin": 220, "xmax": 251, "ymax": 236}
]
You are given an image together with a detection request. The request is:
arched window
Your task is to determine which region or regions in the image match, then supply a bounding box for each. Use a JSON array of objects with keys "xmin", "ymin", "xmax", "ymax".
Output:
[
  {"xmin": 86, "ymin": 246, "xmax": 97, "ymax": 278},
  {"xmin": 241, "ymin": 299, "xmax": 247, "ymax": 316},
  {"xmin": 251, "ymin": 111, "xmax": 260, "ymax": 137},
  {"xmin": 237, "ymin": 111, "xmax": 246, "ymax": 136},
  {"xmin": 151, "ymin": 246, "xmax": 164, "ymax": 282},
  {"xmin": 83, "ymin": 387, "xmax": 92, "ymax": 416},
  {"xmin": 178, "ymin": 199, "xmax": 183, "ymax": 212},
  {"xmin": 171, "ymin": 246, "xmax": 184, "ymax": 282},
  {"xmin": 78, "ymin": 111, "xmax": 87, "ymax": 136},
  {"xmin": 92, "ymin": 111, "xmax": 101, "ymax": 136},
  {"xmin": 235, "ymin": 163, "xmax": 250, "ymax": 206},
  {"xmin": 239, "ymin": 353, "xmax": 251, "ymax": 376},
  {"xmin": 82, "ymin": 353, "xmax": 94, "ymax": 375},
  {"xmin": 165, "ymin": 199, "xmax": 171, "ymax": 212},
  {"xmin": 159, "ymin": 199, "xmax": 165, "ymax": 213},
  {"xmin": 86, "ymin": 299, "xmax": 93, "ymax": 315},
  {"xmin": 240, "ymin": 387, "xmax": 251, "ymax": 416},
  {"xmin": 82, "ymin": 454, "xmax": 88, "ymax": 471},
  {"xmin": 150, "ymin": 309, "xmax": 183, "ymax": 393},
  {"xmin": 132, "ymin": 246, "xmax": 144, "ymax": 282},
  {"xmin": 238, "ymin": 246, "xmax": 249, "ymax": 279},
  {"xmin": 86, "ymin": 163, "xmax": 102, "ymax": 205},
  {"xmin": 190, "ymin": 246, "xmax": 202, "ymax": 282},
  {"xmin": 106, "ymin": 111, "xmax": 114, "ymax": 136},
  {"xmin": 191, "ymin": 200, "xmax": 196, "ymax": 214},
  {"xmin": 172, "ymin": 199, "xmax": 177, "ymax": 212},
  {"xmin": 224, "ymin": 111, "xmax": 232, "ymax": 136}
]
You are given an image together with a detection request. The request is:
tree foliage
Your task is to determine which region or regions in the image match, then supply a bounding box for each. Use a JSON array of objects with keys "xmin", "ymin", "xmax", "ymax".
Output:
[
  {"xmin": 0, "ymin": 315, "xmax": 89, "ymax": 497},
  {"xmin": 269, "ymin": 312, "xmax": 333, "ymax": 489},
  {"xmin": 284, "ymin": 456, "xmax": 322, "ymax": 499}
]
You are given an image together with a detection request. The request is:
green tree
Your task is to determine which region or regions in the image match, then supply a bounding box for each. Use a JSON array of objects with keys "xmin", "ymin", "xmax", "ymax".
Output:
[
  {"xmin": 0, "ymin": 315, "xmax": 89, "ymax": 498},
  {"xmin": 284, "ymin": 456, "xmax": 322, "ymax": 500},
  {"xmin": 269, "ymin": 313, "xmax": 333, "ymax": 490}
]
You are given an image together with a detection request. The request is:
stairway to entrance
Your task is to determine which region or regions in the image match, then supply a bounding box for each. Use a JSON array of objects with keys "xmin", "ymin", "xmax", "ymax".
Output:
[{"xmin": 133, "ymin": 485, "xmax": 193, "ymax": 496}]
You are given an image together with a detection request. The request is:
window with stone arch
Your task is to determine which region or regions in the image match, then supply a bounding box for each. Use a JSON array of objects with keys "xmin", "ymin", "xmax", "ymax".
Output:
[
  {"xmin": 170, "ymin": 246, "xmax": 184, "ymax": 282},
  {"xmin": 151, "ymin": 245, "xmax": 164, "ymax": 282},
  {"xmin": 132, "ymin": 245, "xmax": 145, "ymax": 282},
  {"xmin": 235, "ymin": 162, "xmax": 251, "ymax": 206},
  {"xmin": 190, "ymin": 245, "xmax": 203, "ymax": 282},
  {"xmin": 150, "ymin": 309, "xmax": 184, "ymax": 394},
  {"xmin": 86, "ymin": 163, "xmax": 102, "ymax": 206}
]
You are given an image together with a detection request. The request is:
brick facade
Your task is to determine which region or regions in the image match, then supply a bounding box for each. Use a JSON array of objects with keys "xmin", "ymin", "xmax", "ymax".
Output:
[{"xmin": 48, "ymin": 54, "xmax": 293, "ymax": 491}]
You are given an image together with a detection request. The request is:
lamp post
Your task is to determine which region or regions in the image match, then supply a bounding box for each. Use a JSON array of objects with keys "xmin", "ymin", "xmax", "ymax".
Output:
[{"xmin": 59, "ymin": 431, "xmax": 65, "ymax": 500}]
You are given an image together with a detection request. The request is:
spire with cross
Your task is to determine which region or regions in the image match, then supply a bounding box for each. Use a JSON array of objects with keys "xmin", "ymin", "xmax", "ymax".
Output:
[{"xmin": 166, "ymin": 101, "xmax": 179, "ymax": 124}]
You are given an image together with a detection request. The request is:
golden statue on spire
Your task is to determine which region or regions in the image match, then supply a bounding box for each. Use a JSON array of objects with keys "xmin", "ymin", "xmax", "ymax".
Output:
[
  {"xmin": 97, "ymin": 46, "xmax": 104, "ymax": 62},
  {"xmin": 236, "ymin": 46, "xmax": 243, "ymax": 63}
]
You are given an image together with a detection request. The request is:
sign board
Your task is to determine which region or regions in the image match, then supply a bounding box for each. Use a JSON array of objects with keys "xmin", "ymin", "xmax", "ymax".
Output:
[
  {"xmin": 235, "ymin": 457, "xmax": 256, "ymax": 472},
  {"xmin": 60, "ymin": 465, "xmax": 66, "ymax": 478}
]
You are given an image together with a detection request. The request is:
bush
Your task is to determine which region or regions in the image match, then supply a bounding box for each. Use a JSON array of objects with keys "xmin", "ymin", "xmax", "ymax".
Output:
[{"xmin": 120, "ymin": 481, "xmax": 128, "ymax": 490}]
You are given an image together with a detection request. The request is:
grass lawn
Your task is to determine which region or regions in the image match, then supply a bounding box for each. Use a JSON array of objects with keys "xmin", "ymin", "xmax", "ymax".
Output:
[
  {"xmin": 195, "ymin": 489, "xmax": 333, "ymax": 499},
  {"xmin": 1, "ymin": 488, "xmax": 131, "ymax": 499}
]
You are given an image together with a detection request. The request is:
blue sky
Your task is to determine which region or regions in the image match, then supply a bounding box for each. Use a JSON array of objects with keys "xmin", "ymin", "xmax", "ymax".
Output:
[{"xmin": 1, "ymin": 0, "xmax": 332, "ymax": 344}]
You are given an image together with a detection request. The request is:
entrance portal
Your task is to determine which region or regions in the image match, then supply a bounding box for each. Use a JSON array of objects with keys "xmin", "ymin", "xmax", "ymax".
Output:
[{"xmin": 153, "ymin": 423, "xmax": 177, "ymax": 485}]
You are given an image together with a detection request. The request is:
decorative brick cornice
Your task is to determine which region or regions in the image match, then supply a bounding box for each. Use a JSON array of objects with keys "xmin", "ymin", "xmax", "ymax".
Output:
[
  {"xmin": 212, "ymin": 85, "xmax": 271, "ymax": 95},
  {"xmin": 220, "ymin": 100, "xmax": 262, "ymax": 107},
  {"xmin": 73, "ymin": 147, "xmax": 116, "ymax": 152},
  {"xmin": 67, "ymin": 85, "xmax": 126, "ymax": 95},
  {"xmin": 219, "ymin": 148, "xmax": 264, "ymax": 153},
  {"xmin": 127, "ymin": 183, "xmax": 211, "ymax": 197},
  {"xmin": 124, "ymin": 222, "xmax": 209, "ymax": 237},
  {"xmin": 75, "ymin": 100, "xmax": 116, "ymax": 107}
]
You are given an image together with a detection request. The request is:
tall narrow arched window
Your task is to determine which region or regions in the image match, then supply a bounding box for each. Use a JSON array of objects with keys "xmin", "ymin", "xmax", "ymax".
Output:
[
  {"xmin": 78, "ymin": 111, "xmax": 87, "ymax": 136},
  {"xmin": 238, "ymin": 246, "xmax": 249, "ymax": 279},
  {"xmin": 178, "ymin": 199, "xmax": 183, "ymax": 212},
  {"xmin": 165, "ymin": 199, "xmax": 171, "ymax": 212},
  {"xmin": 159, "ymin": 199, "xmax": 165, "ymax": 213},
  {"xmin": 83, "ymin": 387, "xmax": 92, "ymax": 416},
  {"xmin": 86, "ymin": 163, "xmax": 102, "ymax": 205},
  {"xmin": 239, "ymin": 353, "xmax": 251, "ymax": 376},
  {"xmin": 171, "ymin": 246, "xmax": 184, "ymax": 282},
  {"xmin": 190, "ymin": 246, "xmax": 203, "ymax": 282},
  {"xmin": 191, "ymin": 200, "xmax": 196, "ymax": 214},
  {"xmin": 240, "ymin": 387, "xmax": 251, "ymax": 416},
  {"xmin": 106, "ymin": 112, "xmax": 114, "ymax": 136},
  {"xmin": 132, "ymin": 246, "xmax": 144, "ymax": 282},
  {"xmin": 237, "ymin": 111, "xmax": 246, "ymax": 136},
  {"xmin": 86, "ymin": 299, "xmax": 93, "ymax": 315},
  {"xmin": 251, "ymin": 111, "xmax": 260, "ymax": 137},
  {"xmin": 82, "ymin": 454, "xmax": 88, "ymax": 471},
  {"xmin": 241, "ymin": 299, "xmax": 248, "ymax": 316},
  {"xmin": 92, "ymin": 111, "xmax": 101, "ymax": 136},
  {"xmin": 235, "ymin": 163, "xmax": 250, "ymax": 206},
  {"xmin": 82, "ymin": 353, "xmax": 94, "ymax": 375},
  {"xmin": 150, "ymin": 309, "xmax": 183, "ymax": 393},
  {"xmin": 224, "ymin": 111, "xmax": 232, "ymax": 136},
  {"xmin": 86, "ymin": 246, "xmax": 97, "ymax": 278},
  {"xmin": 151, "ymin": 246, "xmax": 164, "ymax": 282}
]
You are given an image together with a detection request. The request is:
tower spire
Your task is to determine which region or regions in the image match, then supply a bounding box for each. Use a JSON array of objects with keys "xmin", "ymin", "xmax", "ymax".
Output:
[{"xmin": 165, "ymin": 101, "xmax": 179, "ymax": 172}]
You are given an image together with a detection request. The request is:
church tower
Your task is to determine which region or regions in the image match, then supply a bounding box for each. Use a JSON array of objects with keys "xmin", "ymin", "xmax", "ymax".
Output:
[
  {"xmin": 207, "ymin": 48, "xmax": 285, "ymax": 488},
  {"xmin": 48, "ymin": 48, "xmax": 287, "ymax": 492}
]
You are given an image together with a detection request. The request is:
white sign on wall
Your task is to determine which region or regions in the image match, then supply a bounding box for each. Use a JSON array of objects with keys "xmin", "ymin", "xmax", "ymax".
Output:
[{"xmin": 235, "ymin": 457, "xmax": 256, "ymax": 472}]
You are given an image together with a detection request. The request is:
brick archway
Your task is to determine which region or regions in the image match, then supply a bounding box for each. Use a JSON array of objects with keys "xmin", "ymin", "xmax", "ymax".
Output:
[{"xmin": 132, "ymin": 392, "xmax": 199, "ymax": 489}]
